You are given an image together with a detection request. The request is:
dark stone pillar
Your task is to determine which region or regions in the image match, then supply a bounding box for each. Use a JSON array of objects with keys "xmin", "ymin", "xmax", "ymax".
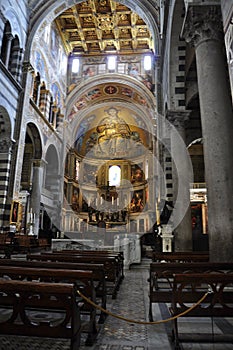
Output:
[{"xmin": 182, "ymin": 4, "xmax": 233, "ymax": 261}]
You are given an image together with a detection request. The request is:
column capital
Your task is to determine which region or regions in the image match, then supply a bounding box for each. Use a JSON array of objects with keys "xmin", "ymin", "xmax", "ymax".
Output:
[
  {"xmin": 22, "ymin": 61, "xmax": 35, "ymax": 74},
  {"xmin": 5, "ymin": 32, "xmax": 14, "ymax": 41},
  {"xmin": 32, "ymin": 159, "xmax": 43, "ymax": 167},
  {"xmin": 0, "ymin": 138, "xmax": 13, "ymax": 153},
  {"xmin": 181, "ymin": 5, "xmax": 223, "ymax": 47},
  {"xmin": 166, "ymin": 110, "xmax": 191, "ymax": 130}
]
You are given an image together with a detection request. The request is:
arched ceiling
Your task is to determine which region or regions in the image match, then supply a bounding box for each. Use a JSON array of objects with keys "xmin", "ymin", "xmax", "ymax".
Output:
[
  {"xmin": 67, "ymin": 80, "xmax": 155, "ymax": 120},
  {"xmin": 55, "ymin": 0, "xmax": 154, "ymax": 56}
]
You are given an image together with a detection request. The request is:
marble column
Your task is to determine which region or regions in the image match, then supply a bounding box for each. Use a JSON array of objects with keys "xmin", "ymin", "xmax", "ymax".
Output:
[
  {"xmin": 4, "ymin": 32, "xmax": 13, "ymax": 68},
  {"xmin": 182, "ymin": 4, "xmax": 233, "ymax": 261},
  {"xmin": 167, "ymin": 110, "xmax": 193, "ymax": 251},
  {"xmin": 30, "ymin": 160, "xmax": 43, "ymax": 237}
]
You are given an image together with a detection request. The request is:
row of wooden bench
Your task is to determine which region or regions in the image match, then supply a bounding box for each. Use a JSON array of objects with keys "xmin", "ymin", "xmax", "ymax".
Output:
[
  {"xmin": 148, "ymin": 260, "xmax": 233, "ymax": 349},
  {"xmin": 151, "ymin": 251, "xmax": 209, "ymax": 262},
  {"xmin": 28, "ymin": 249, "xmax": 124, "ymax": 299},
  {"xmin": 0, "ymin": 249, "xmax": 124, "ymax": 349},
  {"xmin": 0, "ymin": 233, "xmax": 50, "ymax": 257}
]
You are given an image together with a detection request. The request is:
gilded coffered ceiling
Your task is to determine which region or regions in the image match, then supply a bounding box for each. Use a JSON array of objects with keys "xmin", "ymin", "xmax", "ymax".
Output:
[{"xmin": 55, "ymin": 0, "xmax": 153, "ymax": 55}]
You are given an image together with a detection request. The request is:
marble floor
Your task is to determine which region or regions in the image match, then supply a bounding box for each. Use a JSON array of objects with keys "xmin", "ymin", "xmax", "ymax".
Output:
[{"xmin": 0, "ymin": 257, "xmax": 233, "ymax": 349}]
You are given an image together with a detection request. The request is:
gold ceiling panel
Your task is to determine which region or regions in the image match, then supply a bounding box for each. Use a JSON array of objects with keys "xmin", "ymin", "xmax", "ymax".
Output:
[{"xmin": 55, "ymin": 0, "xmax": 153, "ymax": 55}]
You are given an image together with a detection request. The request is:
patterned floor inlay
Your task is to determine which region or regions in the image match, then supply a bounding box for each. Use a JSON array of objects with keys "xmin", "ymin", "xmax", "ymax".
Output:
[
  {"xmin": 0, "ymin": 336, "xmax": 70, "ymax": 350},
  {"xmin": 95, "ymin": 270, "xmax": 148, "ymax": 346},
  {"xmin": 0, "ymin": 337, "xmax": 148, "ymax": 350}
]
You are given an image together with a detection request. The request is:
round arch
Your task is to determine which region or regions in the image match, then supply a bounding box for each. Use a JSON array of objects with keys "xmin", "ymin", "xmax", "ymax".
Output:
[
  {"xmin": 2, "ymin": 4, "xmax": 25, "ymax": 47},
  {"xmin": 66, "ymin": 73, "xmax": 156, "ymax": 117},
  {"xmin": 44, "ymin": 144, "xmax": 60, "ymax": 190},
  {"xmin": 26, "ymin": 122, "xmax": 43, "ymax": 159},
  {"xmin": 23, "ymin": 0, "xmax": 161, "ymax": 62},
  {"xmin": 0, "ymin": 106, "xmax": 12, "ymax": 138}
]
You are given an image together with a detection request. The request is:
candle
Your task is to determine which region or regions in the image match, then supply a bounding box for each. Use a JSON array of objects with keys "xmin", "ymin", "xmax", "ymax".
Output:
[
  {"xmin": 101, "ymin": 197, "xmax": 103, "ymax": 205},
  {"xmin": 112, "ymin": 196, "xmax": 114, "ymax": 205},
  {"xmin": 117, "ymin": 198, "xmax": 119, "ymax": 206}
]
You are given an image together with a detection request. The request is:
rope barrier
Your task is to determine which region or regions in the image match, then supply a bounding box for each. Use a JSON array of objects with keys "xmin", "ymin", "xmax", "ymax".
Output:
[{"xmin": 77, "ymin": 289, "xmax": 210, "ymax": 325}]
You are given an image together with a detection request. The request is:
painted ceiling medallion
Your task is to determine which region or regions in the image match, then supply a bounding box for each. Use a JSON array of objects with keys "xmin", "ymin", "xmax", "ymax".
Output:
[{"xmin": 104, "ymin": 85, "xmax": 118, "ymax": 94}]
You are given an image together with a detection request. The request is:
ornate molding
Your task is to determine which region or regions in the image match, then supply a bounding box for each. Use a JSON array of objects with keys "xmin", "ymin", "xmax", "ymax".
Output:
[{"xmin": 182, "ymin": 5, "xmax": 223, "ymax": 47}]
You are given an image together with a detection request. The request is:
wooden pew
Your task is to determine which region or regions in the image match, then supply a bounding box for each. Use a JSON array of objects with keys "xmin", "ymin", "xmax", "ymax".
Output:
[
  {"xmin": 0, "ymin": 279, "xmax": 81, "ymax": 350},
  {"xmin": 0, "ymin": 258, "xmax": 107, "ymax": 324},
  {"xmin": 0, "ymin": 265, "xmax": 98, "ymax": 345},
  {"xmin": 27, "ymin": 252, "xmax": 121, "ymax": 299},
  {"xmin": 54, "ymin": 249, "xmax": 124, "ymax": 285},
  {"xmin": 170, "ymin": 273, "xmax": 233, "ymax": 349},
  {"xmin": 0, "ymin": 233, "xmax": 15, "ymax": 258},
  {"xmin": 148, "ymin": 262, "xmax": 233, "ymax": 321},
  {"xmin": 151, "ymin": 251, "xmax": 209, "ymax": 262},
  {"xmin": 0, "ymin": 234, "xmax": 50, "ymax": 257},
  {"xmin": 38, "ymin": 238, "xmax": 50, "ymax": 250}
]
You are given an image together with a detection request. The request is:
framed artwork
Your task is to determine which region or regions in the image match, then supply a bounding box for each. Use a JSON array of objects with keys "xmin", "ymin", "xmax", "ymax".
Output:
[{"xmin": 10, "ymin": 201, "xmax": 19, "ymax": 223}]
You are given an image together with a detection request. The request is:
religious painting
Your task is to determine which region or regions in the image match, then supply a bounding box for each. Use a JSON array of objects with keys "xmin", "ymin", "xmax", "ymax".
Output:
[
  {"xmin": 121, "ymin": 87, "xmax": 133, "ymax": 98},
  {"xmin": 130, "ymin": 190, "xmax": 144, "ymax": 213},
  {"xmin": 95, "ymin": 107, "xmax": 131, "ymax": 157},
  {"xmin": 75, "ymin": 97, "xmax": 88, "ymax": 110},
  {"xmin": 10, "ymin": 201, "xmax": 19, "ymax": 223},
  {"xmin": 141, "ymin": 74, "xmax": 154, "ymax": 91},
  {"xmin": 51, "ymin": 24, "xmax": 60, "ymax": 60},
  {"xmin": 82, "ymin": 163, "xmax": 97, "ymax": 184},
  {"xmin": 87, "ymin": 88, "xmax": 102, "ymax": 100},
  {"xmin": 72, "ymin": 188, "xmax": 79, "ymax": 212},
  {"xmin": 83, "ymin": 65, "xmax": 96, "ymax": 78},
  {"xmin": 128, "ymin": 62, "xmax": 140, "ymax": 76},
  {"xmin": 131, "ymin": 164, "xmax": 144, "ymax": 183},
  {"xmin": 74, "ymin": 114, "xmax": 96, "ymax": 154},
  {"xmin": 34, "ymin": 51, "xmax": 45, "ymax": 80},
  {"xmin": 51, "ymin": 83, "xmax": 61, "ymax": 107}
]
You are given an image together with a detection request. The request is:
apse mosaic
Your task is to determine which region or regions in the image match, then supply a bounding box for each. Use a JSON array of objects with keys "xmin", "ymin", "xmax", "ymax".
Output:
[{"xmin": 73, "ymin": 106, "xmax": 149, "ymax": 159}]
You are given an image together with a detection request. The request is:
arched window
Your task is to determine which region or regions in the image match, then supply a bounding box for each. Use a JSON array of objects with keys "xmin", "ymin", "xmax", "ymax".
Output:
[
  {"xmin": 0, "ymin": 21, "xmax": 13, "ymax": 67},
  {"xmin": 1, "ymin": 22, "xmax": 23, "ymax": 82},
  {"xmin": 109, "ymin": 165, "xmax": 121, "ymax": 186},
  {"xmin": 9, "ymin": 35, "xmax": 22, "ymax": 80}
]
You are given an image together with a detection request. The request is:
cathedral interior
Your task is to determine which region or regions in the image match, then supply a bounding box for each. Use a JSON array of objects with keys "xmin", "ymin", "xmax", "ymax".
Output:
[
  {"xmin": 0, "ymin": 0, "xmax": 233, "ymax": 260},
  {"xmin": 0, "ymin": 0, "xmax": 232, "ymax": 258},
  {"xmin": 0, "ymin": 0, "xmax": 233, "ymax": 349}
]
